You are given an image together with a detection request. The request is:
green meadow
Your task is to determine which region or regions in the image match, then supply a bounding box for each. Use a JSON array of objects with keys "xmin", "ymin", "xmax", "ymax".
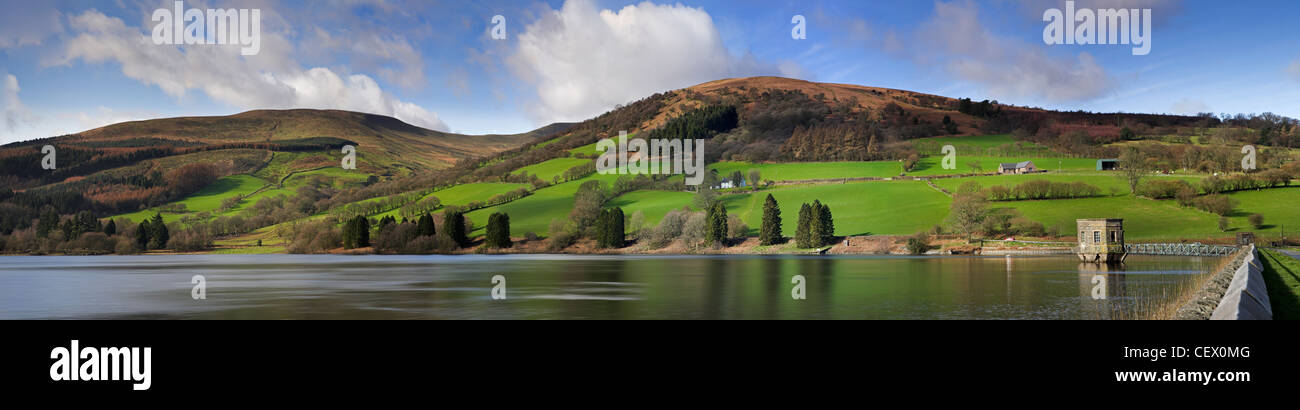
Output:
[
  {"xmin": 709, "ymin": 160, "xmax": 903, "ymax": 181},
  {"xmin": 513, "ymin": 157, "xmax": 591, "ymax": 180}
]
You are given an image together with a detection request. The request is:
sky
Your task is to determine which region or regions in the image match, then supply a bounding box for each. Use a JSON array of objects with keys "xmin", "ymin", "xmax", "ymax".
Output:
[{"xmin": 3, "ymin": 0, "xmax": 1300, "ymax": 144}]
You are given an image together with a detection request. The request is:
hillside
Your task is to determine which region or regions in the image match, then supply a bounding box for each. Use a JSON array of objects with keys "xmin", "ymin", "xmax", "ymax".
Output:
[
  {"xmin": 1, "ymin": 76, "xmax": 1297, "ymax": 256},
  {"xmin": 65, "ymin": 109, "xmax": 570, "ymax": 170}
]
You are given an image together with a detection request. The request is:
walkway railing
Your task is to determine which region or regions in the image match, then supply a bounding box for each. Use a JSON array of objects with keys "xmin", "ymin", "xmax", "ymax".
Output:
[{"xmin": 1124, "ymin": 243, "xmax": 1239, "ymax": 257}]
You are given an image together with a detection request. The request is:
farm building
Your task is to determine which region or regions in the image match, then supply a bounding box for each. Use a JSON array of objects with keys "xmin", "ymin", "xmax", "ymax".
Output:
[
  {"xmin": 1097, "ymin": 159, "xmax": 1119, "ymax": 170},
  {"xmin": 997, "ymin": 161, "xmax": 1037, "ymax": 174},
  {"xmin": 714, "ymin": 178, "xmax": 744, "ymax": 189}
]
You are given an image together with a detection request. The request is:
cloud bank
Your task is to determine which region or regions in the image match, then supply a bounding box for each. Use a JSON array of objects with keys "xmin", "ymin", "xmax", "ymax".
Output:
[
  {"xmin": 53, "ymin": 10, "xmax": 448, "ymax": 131},
  {"xmin": 916, "ymin": 0, "xmax": 1115, "ymax": 102},
  {"xmin": 509, "ymin": 0, "xmax": 789, "ymax": 124}
]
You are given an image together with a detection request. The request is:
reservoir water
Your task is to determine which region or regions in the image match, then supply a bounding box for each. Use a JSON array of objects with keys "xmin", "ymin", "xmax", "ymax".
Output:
[{"xmin": 0, "ymin": 254, "xmax": 1217, "ymax": 319}]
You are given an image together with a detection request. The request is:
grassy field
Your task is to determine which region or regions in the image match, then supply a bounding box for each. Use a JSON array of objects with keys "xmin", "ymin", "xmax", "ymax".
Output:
[
  {"xmin": 1259, "ymin": 250, "xmax": 1300, "ymax": 320},
  {"xmin": 115, "ymin": 174, "xmax": 268, "ymax": 224},
  {"xmin": 608, "ymin": 190, "xmax": 695, "ymax": 232},
  {"xmin": 464, "ymin": 173, "xmax": 623, "ymax": 236},
  {"xmin": 1225, "ymin": 186, "xmax": 1300, "ymax": 235},
  {"xmin": 907, "ymin": 156, "xmax": 1098, "ymax": 176},
  {"xmin": 513, "ymin": 157, "xmax": 591, "ymax": 181},
  {"xmin": 932, "ymin": 172, "xmax": 1204, "ymax": 195},
  {"xmin": 372, "ymin": 182, "xmax": 530, "ymax": 220},
  {"xmin": 997, "ymin": 196, "xmax": 1221, "ymax": 240},
  {"xmin": 727, "ymin": 181, "xmax": 951, "ymax": 236},
  {"xmin": 709, "ymin": 161, "xmax": 903, "ymax": 181}
]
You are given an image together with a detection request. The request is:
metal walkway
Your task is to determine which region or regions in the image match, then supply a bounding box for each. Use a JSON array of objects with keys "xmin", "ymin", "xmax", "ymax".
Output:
[{"xmin": 1124, "ymin": 243, "xmax": 1239, "ymax": 257}]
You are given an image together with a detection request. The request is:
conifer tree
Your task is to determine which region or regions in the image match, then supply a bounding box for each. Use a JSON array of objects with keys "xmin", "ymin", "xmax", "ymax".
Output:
[
  {"xmin": 444, "ymin": 211, "xmax": 467, "ymax": 248},
  {"xmin": 706, "ymin": 201, "xmax": 728, "ymax": 245},
  {"xmin": 486, "ymin": 212, "xmax": 512, "ymax": 248},
  {"xmin": 795, "ymin": 202, "xmax": 813, "ymax": 248},
  {"xmin": 759, "ymin": 194, "xmax": 782, "ymax": 245},
  {"xmin": 417, "ymin": 213, "xmax": 436, "ymax": 237},
  {"xmin": 135, "ymin": 219, "xmax": 151, "ymax": 249},
  {"xmin": 609, "ymin": 207, "xmax": 625, "ymax": 248},
  {"xmin": 149, "ymin": 213, "xmax": 169, "ymax": 249}
]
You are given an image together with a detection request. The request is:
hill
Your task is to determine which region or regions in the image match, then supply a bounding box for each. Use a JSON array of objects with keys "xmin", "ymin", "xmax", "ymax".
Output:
[{"xmin": 1, "ymin": 76, "xmax": 1296, "ymax": 256}]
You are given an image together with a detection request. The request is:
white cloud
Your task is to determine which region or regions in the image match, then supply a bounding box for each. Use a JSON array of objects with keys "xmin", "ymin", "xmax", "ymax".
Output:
[
  {"xmin": 51, "ymin": 10, "xmax": 448, "ymax": 131},
  {"xmin": 2, "ymin": 73, "xmax": 34, "ymax": 135},
  {"xmin": 0, "ymin": 4, "xmax": 62, "ymax": 48},
  {"xmin": 914, "ymin": 1, "xmax": 1115, "ymax": 102},
  {"xmin": 1289, "ymin": 60, "xmax": 1300, "ymax": 82},
  {"xmin": 509, "ymin": 0, "xmax": 785, "ymax": 123}
]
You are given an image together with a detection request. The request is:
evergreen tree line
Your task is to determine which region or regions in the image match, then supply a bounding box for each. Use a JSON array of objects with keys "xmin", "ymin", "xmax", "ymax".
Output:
[
  {"xmin": 595, "ymin": 207, "xmax": 626, "ymax": 249},
  {"xmin": 794, "ymin": 200, "xmax": 834, "ymax": 248},
  {"xmin": 133, "ymin": 213, "xmax": 170, "ymax": 250}
]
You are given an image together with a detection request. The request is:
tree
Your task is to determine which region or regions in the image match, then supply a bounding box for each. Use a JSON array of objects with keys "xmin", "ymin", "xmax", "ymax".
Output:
[
  {"xmin": 570, "ymin": 180, "xmax": 608, "ymax": 235},
  {"xmin": 103, "ymin": 219, "xmax": 117, "ymax": 236},
  {"xmin": 693, "ymin": 187, "xmax": 719, "ymax": 210},
  {"xmin": 36, "ymin": 206, "xmax": 58, "ymax": 238},
  {"xmin": 444, "ymin": 211, "xmax": 468, "ymax": 248},
  {"xmin": 704, "ymin": 202, "xmax": 728, "ymax": 246},
  {"xmin": 1118, "ymin": 146, "xmax": 1147, "ymax": 194},
  {"xmin": 148, "ymin": 213, "xmax": 169, "ymax": 249},
  {"xmin": 906, "ymin": 232, "xmax": 932, "ymax": 255},
  {"xmin": 1249, "ymin": 213, "xmax": 1265, "ymax": 230},
  {"xmin": 611, "ymin": 206, "xmax": 626, "ymax": 248},
  {"xmin": 945, "ymin": 193, "xmax": 989, "ymax": 242},
  {"xmin": 795, "ymin": 203, "xmax": 813, "ymax": 248},
  {"xmin": 485, "ymin": 212, "xmax": 512, "ymax": 248},
  {"xmin": 817, "ymin": 200, "xmax": 834, "ymax": 245},
  {"xmin": 135, "ymin": 219, "xmax": 151, "ymax": 249},
  {"xmin": 943, "ymin": 115, "xmax": 958, "ymax": 134},
  {"xmin": 759, "ymin": 194, "xmax": 782, "ymax": 245},
  {"xmin": 416, "ymin": 213, "xmax": 436, "ymax": 237},
  {"xmin": 341, "ymin": 216, "xmax": 370, "ymax": 249},
  {"xmin": 747, "ymin": 169, "xmax": 762, "ymax": 190},
  {"xmin": 355, "ymin": 216, "xmax": 370, "ymax": 248},
  {"xmin": 1219, "ymin": 216, "xmax": 1230, "ymax": 232},
  {"xmin": 628, "ymin": 210, "xmax": 646, "ymax": 239}
]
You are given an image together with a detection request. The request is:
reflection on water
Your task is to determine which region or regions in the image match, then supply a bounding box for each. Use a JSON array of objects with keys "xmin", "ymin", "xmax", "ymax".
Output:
[{"xmin": 0, "ymin": 254, "xmax": 1215, "ymax": 320}]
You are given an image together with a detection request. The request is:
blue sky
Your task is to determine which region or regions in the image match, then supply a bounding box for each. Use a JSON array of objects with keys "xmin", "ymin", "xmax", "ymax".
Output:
[{"xmin": 3, "ymin": 0, "xmax": 1300, "ymax": 144}]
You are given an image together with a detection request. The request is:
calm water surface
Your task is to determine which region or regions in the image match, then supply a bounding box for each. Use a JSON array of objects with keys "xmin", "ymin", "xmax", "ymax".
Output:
[{"xmin": 0, "ymin": 254, "xmax": 1217, "ymax": 319}]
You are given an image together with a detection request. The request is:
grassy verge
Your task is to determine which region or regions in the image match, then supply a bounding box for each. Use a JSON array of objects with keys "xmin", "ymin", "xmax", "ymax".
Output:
[{"xmin": 1259, "ymin": 249, "xmax": 1300, "ymax": 320}]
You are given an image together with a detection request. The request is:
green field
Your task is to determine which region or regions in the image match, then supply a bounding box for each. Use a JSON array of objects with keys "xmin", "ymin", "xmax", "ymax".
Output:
[
  {"xmin": 907, "ymin": 156, "xmax": 1098, "ymax": 176},
  {"xmin": 373, "ymin": 182, "xmax": 530, "ymax": 220},
  {"xmin": 608, "ymin": 190, "xmax": 695, "ymax": 232},
  {"xmin": 932, "ymin": 173, "xmax": 1204, "ymax": 195},
  {"xmin": 465, "ymin": 173, "xmax": 623, "ymax": 236},
  {"xmin": 1259, "ymin": 250, "xmax": 1300, "ymax": 320},
  {"xmin": 115, "ymin": 174, "xmax": 268, "ymax": 224},
  {"xmin": 726, "ymin": 181, "xmax": 952, "ymax": 236},
  {"xmin": 513, "ymin": 157, "xmax": 591, "ymax": 181},
  {"xmin": 1225, "ymin": 186, "xmax": 1300, "ymax": 234},
  {"xmin": 709, "ymin": 161, "xmax": 903, "ymax": 182},
  {"xmin": 996, "ymin": 196, "xmax": 1221, "ymax": 240}
]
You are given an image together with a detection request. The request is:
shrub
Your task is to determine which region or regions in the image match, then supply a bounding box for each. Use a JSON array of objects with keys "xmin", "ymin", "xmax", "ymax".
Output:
[
  {"xmin": 1009, "ymin": 217, "xmax": 1047, "ymax": 237},
  {"xmin": 1194, "ymin": 194, "xmax": 1237, "ymax": 216},
  {"xmin": 682, "ymin": 212, "xmax": 709, "ymax": 248},
  {"xmin": 169, "ymin": 229, "xmax": 213, "ymax": 252},
  {"xmin": 287, "ymin": 220, "xmax": 341, "ymax": 254},
  {"xmin": 1137, "ymin": 179, "xmax": 1193, "ymax": 199},
  {"xmin": 906, "ymin": 232, "xmax": 932, "ymax": 255},
  {"xmin": 727, "ymin": 215, "xmax": 749, "ymax": 241},
  {"xmin": 649, "ymin": 210, "xmax": 689, "ymax": 248},
  {"xmin": 1249, "ymin": 213, "xmax": 1265, "ymax": 230}
]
